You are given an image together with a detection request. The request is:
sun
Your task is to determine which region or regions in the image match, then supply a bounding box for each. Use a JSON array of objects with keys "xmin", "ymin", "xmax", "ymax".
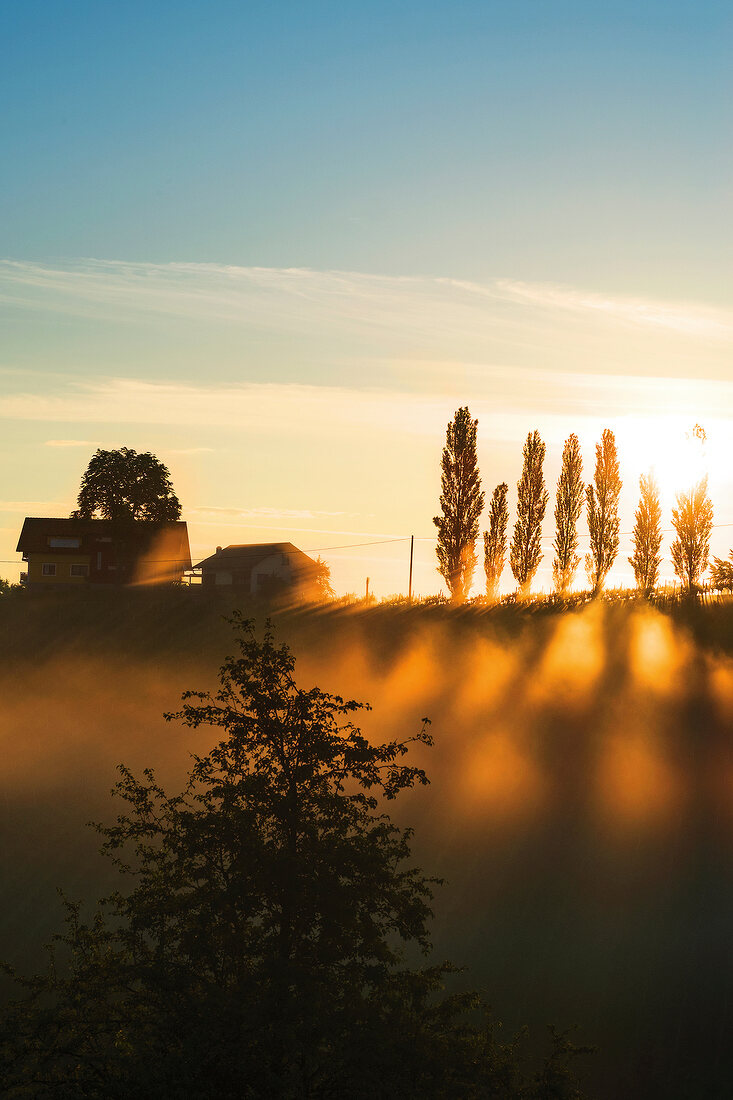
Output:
[{"xmin": 615, "ymin": 416, "xmax": 709, "ymax": 502}]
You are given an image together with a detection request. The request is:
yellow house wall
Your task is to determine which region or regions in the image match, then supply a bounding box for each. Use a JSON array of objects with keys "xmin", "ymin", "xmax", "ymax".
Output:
[{"xmin": 26, "ymin": 554, "xmax": 92, "ymax": 584}]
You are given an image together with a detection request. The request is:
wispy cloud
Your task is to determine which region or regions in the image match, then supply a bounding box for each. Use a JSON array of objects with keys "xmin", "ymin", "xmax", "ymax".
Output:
[
  {"xmin": 166, "ymin": 446, "xmax": 214, "ymax": 455},
  {"xmin": 2, "ymin": 259, "xmax": 729, "ymax": 336},
  {"xmin": 483, "ymin": 279, "xmax": 733, "ymax": 339},
  {"xmin": 190, "ymin": 505, "xmax": 349, "ymax": 520},
  {"xmin": 44, "ymin": 438, "xmax": 98, "ymax": 447},
  {"xmin": 0, "ymin": 500, "xmax": 73, "ymax": 514},
  {"xmin": 2, "ymin": 373, "xmax": 732, "ymax": 446},
  {"xmin": 189, "ymin": 522, "xmax": 408, "ymax": 541},
  {"xmin": 1, "ymin": 260, "xmax": 731, "ymax": 377}
]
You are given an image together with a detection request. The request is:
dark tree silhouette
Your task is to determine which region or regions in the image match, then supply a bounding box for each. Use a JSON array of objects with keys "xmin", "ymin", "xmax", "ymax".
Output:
[
  {"xmin": 552, "ymin": 434, "xmax": 584, "ymax": 596},
  {"xmin": 0, "ymin": 617, "xmax": 591, "ymax": 1098},
  {"xmin": 585, "ymin": 429, "xmax": 621, "ymax": 594},
  {"xmin": 671, "ymin": 477, "xmax": 713, "ymax": 596},
  {"xmin": 628, "ymin": 472, "xmax": 663, "ymax": 595},
  {"xmin": 710, "ymin": 552, "xmax": 733, "ymax": 592},
  {"xmin": 312, "ymin": 555, "xmax": 335, "ymax": 600},
  {"xmin": 73, "ymin": 447, "xmax": 182, "ymax": 522},
  {"xmin": 483, "ymin": 482, "xmax": 509, "ymax": 601},
  {"xmin": 433, "ymin": 407, "xmax": 485, "ymax": 602},
  {"xmin": 510, "ymin": 431, "xmax": 548, "ymax": 598}
]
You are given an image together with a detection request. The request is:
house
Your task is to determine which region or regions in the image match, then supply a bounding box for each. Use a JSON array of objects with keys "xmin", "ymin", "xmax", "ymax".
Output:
[
  {"xmin": 193, "ymin": 542, "xmax": 321, "ymax": 599},
  {"xmin": 17, "ymin": 518, "xmax": 192, "ymax": 587}
]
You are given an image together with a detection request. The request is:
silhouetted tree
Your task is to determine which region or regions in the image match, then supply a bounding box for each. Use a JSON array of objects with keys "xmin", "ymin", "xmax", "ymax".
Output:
[
  {"xmin": 585, "ymin": 429, "xmax": 621, "ymax": 594},
  {"xmin": 433, "ymin": 407, "xmax": 485, "ymax": 602},
  {"xmin": 510, "ymin": 431, "xmax": 548, "ymax": 598},
  {"xmin": 73, "ymin": 447, "xmax": 182, "ymax": 522},
  {"xmin": 710, "ymin": 553, "xmax": 733, "ymax": 592},
  {"xmin": 628, "ymin": 472, "xmax": 663, "ymax": 595},
  {"xmin": 671, "ymin": 477, "xmax": 713, "ymax": 596},
  {"xmin": 483, "ymin": 483, "xmax": 509, "ymax": 601},
  {"xmin": 312, "ymin": 555, "xmax": 335, "ymax": 600},
  {"xmin": 552, "ymin": 434, "xmax": 584, "ymax": 596},
  {"xmin": 0, "ymin": 617, "xmax": 591, "ymax": 1098}
]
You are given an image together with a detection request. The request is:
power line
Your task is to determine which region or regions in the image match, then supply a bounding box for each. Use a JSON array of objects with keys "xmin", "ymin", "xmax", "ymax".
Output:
[
  {"xmin": 416, "ymin": 520, "xmax": 733, "ymax": 543},
  {"xmin": 5, "ymin": 521, "xmax": 733, "ymax": 568},
  {"xmin": 1, "ymin": 536, "xmax": 412, "ymax": 567}
]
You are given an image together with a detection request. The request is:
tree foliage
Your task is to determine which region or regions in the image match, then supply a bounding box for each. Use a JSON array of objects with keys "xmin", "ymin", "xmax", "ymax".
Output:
[
  {"xmin": 433, "ymin": 408, "xmax": 485, "ymax": 602},
  {"xmin": 312, "ymin": 555, "xmax": 335, "ymax": 600},
  {"xmin": 710, "ymin": 553, "xmax": 733, "ymax": 593},
  {"xmin": 670, "ymin": 476, "xmax": 713, "ymax": 595},
  {"xmin": 628, "ymin": 472, "xmax": 663, "ymax": 595},
  {"xmin": 585, "ymin": 430, "xmax": 621, "ymax": 594},
  {"xmin": 0, "ymin": 617, "xmax": 591, "ymax": 1098},
  {"xmin": 483, "ymin": 482, "xmax": 509, "ymax": 601},
  {"xmin": 73, "ymin": 447, "xmax": 182, "ymax": 522},
  {"xmin": 552, "ymin": 435, "xmax": 584, "ymax": 596},
  {"xmin": 510, "ymin": 431, "xmax": 548, "ymax": 598}
]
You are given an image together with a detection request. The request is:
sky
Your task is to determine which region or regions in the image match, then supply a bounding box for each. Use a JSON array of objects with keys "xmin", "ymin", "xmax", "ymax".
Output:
[{"xmin": 1, "ymin": 0, "xmax": 732, "ymax": 595}]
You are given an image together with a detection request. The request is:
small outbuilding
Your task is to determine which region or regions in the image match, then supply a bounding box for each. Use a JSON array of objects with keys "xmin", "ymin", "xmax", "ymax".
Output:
[{"xmin": 193, "ymin": 542, "xmax": 321, "ymax": 600}]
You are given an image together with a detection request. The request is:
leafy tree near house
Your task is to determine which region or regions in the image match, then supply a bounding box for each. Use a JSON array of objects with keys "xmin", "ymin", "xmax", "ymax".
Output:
[
  {"xmin": 73, "ymin": 447, "xmax": 182, "ymax": 523},
  {"xmin": 483, "ymin": 482, "xmax": 509, "ymax": 601},
  {"xmin": 671, "ymin": 476, "xmax": 714, "ymax": 596},
  {"xmin": 552, "ymin": 434, "xmax": 584, "ymax": 596},
  {"xmin": 0, "ymin": 616, "xmax": 592, "ymax": 1098},
  {"xmin": 585, "ymin": 429, "xmax": 621, "ymax": 594},
  {"xmin": 433, "ymin": 407, "xmax": 485, "ymax": 602},
  {"xmin": 628, "ymin": 472, "xmax": 663, "ymax": 595},
  {"xmin": 510, "ymin": 431, "xmax": 549, "ymax": 598}
]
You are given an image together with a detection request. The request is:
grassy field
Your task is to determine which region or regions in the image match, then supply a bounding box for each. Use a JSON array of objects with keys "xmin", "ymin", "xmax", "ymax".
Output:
[{"xmin": 2, "ymin": 587, "xmax": 733, "ymax": 1098}]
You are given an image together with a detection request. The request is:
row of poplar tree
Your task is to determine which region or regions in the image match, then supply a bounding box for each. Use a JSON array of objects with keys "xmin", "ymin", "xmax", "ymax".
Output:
[{"xmin": 433, "ymin": 407, "xmax": 717, "ymax": 602}]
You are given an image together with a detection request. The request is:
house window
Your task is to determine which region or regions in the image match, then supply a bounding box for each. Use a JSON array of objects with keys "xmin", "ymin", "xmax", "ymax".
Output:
[
  {"xmin": 49, "ymin": 537, "xmax": 81, "ymax": 549},
  {"xmin": 70, "ymin": 563, "xmax": 89, "ymax": 577},
  {"xmin": 41, "ymin": 563, "xmax": 57, "ymax": 576}
]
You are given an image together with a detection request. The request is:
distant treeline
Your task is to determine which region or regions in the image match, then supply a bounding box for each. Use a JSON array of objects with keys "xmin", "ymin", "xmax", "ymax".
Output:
[{"xmin": 433, "ymin": 409, "xmax": 731, "ymax": 602}]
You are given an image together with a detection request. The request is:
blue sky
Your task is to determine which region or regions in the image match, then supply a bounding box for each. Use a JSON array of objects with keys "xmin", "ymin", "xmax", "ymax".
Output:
[
  {"xmin": 1, "ymin": 1, "xmax": 732, "ymax": 594},
  {"xmin": 4, "ymin": 1, "xmax": 731, "ymax": 295}
]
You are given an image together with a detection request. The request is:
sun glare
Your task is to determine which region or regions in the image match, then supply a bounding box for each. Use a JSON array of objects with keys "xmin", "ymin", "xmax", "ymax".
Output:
[{"xmin": 615, "ymin": 417, "xmax": 711, "ymax": 501}]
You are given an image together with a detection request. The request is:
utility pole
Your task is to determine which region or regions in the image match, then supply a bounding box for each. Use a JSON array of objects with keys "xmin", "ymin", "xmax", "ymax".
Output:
[
  {"xmin": 408, "ymin": 535, "xmax": 414, "ymax": 600},
  {"xmin": 365, "ymin": 576, "xmax": 370, "ymax": 601}
]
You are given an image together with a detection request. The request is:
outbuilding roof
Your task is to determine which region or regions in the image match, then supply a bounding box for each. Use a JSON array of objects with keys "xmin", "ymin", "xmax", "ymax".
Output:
[{"xmin": 194, "ymin": 542, "xmax": 317, "ymax": 575}]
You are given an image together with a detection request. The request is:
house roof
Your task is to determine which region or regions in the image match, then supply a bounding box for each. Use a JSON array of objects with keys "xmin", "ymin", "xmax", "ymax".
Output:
[
  {"xmin": 194, "ymin": 542, "xmax": 317, "ymax": 576},
  {"xmin": 17, "ymin": 517, "xmax": 192, "ymax": 568}
]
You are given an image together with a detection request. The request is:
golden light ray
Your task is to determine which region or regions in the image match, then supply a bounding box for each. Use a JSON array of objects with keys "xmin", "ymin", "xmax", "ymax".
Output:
[
  {"xmin": 629, "ymin": 610, "xmax": 688, "ymax": 698},
  {"xmin": 460, "ymin": 728, "xmax": 544, "ymax": 820}
]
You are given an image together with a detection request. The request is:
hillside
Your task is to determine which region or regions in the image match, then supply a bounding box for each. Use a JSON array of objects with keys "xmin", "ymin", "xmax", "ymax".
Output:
[{"xmin": 2, "ymin": 590, "xmax": 733, "ymax": 1098}]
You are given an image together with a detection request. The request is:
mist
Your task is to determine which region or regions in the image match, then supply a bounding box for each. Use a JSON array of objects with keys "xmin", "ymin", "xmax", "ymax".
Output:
[{"xmin": 2, "ymin": 592, "xmax": 733, "ymax": 1097}]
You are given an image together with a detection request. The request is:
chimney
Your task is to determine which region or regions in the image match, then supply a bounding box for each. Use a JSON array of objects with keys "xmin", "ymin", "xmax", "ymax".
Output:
[{"xmin": 216, "ymin": 546, "xmax": 222, "ymax": 554}]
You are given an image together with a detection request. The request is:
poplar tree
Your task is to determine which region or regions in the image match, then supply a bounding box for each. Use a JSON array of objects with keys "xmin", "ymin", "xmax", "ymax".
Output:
[
  {"xmin": 585, "ymin": 428, "xmax": 621, "ymax": 594},
  {"xmin": 483, "ymin": 482, "xmax": 509, "ymax": 601},
  {"xmin": 670, "ymin": 476, "xmax": 713, "ymax": 596},
  {"xmin": 552, "ymin": 434, "xmax": 584, "ymax": 596},
  {"xmin": 628, "ymin": 472, "xmax": 663, "ymax": 594},
  {"xmin": 433, "ymin": 407, "xmax": 484, "ymax": 602},
  {"xmin": 510, "ymin": 431, "xmax": 548, "ymax": 598}
]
